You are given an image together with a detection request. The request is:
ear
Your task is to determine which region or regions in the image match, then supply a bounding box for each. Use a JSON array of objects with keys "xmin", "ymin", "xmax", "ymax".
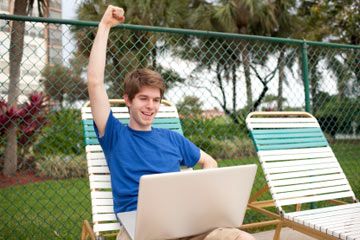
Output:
[{"xmin": 124, "ymin": 94, "xmax": 131, "ymax": 107}]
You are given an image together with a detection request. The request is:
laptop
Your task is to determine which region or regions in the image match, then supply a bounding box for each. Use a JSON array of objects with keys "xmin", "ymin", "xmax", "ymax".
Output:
[{"xmin": 118, "ymin": 164, "xmax": 257, "ymax": 240}]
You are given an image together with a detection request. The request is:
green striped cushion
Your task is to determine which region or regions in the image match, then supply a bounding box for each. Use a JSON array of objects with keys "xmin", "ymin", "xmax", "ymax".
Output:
[
  {"xmin": 250, "ymin": 127, "xmax": 328, "ymax": 151},
  {"xmin": 82, "ymin": 118, "xmax": 183, "ymax": 146}
]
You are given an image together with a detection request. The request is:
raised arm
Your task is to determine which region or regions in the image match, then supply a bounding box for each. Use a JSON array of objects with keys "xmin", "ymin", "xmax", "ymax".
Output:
[{"xmin": 87, "ymin": 5, "xmax": 125, "ymax": 136}]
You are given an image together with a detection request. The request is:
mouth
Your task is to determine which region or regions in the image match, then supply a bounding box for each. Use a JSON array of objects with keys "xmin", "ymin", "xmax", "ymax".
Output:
[{"xmin": 141, "ymin": 111, "xmax": 154, "ymax": 120}]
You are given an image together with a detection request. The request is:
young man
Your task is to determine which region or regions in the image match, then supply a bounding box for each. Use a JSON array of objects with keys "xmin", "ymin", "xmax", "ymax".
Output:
[{"xmin": 87, "ymin": 5, "xmax": 255, "ymax": 240}]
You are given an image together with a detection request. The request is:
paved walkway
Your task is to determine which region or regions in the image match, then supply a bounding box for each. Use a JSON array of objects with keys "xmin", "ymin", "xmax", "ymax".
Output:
[{"xmin": 252, "ymin": 227, "xmax": 316, "ymax": 240}]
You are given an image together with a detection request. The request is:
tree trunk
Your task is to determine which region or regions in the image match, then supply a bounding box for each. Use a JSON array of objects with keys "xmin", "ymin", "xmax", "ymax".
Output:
[
  {"xmin": 337, "ymin": 73, "xmax": 346, "ymax": 101},
  {"xmin": 309, "ymin": 55, "xmax": 319, "ymax": 114},
  {"xmin": 151, "ymin": 45, "xmax": 157, "ymax": 69},
  {"xmin": 277, "ymin": 49, "xmax": 285, "ymax": 110},
  {"xmin": 216, "ymin": 63, "xmax": 227, "ymax": 112},
  {"xmin": 241, "ymin": 42, "xmax": 252, "ymax": 107},
  {"xmin": 232, "ymin": 64, "xmax": 236, "ymax": 113},
  {"xmin": 215, "ymin": 64, "xmax": 232, "ymax": 117},
  {"xmin": 252, "ymin": 85, "xmax": 269, "ymax": 111},
  {"xmin": 3, "ymin": 0, "xmax": 27, "ymax": 176},
  {"xmin": 231, "ymin": 64, "xmax": 240, "ymax": 124}
]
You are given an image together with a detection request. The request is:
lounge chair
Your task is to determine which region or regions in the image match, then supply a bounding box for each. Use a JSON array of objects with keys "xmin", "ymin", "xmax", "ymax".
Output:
[
  {"xmin": 246, "ymin": 111, "xmax": 360, "ymax": 240},
  {"xmin": 81, "ymin": 99, "xmax": 185, "ymax": 240}
]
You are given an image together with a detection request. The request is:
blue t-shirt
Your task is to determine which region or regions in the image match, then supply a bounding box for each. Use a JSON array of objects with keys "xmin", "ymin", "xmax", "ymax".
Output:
[{"xmin": 94, "ymin": 111, "xmax": 200, "ymax": 214}]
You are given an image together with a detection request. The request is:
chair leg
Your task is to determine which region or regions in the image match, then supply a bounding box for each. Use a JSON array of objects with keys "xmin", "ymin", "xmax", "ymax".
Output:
[
  {"xmin": 81, "ymin": 220, "xmax": 96, "ymax": 240},
  {"xmin": 273, "ymin": 222, "xmax": 282, "ymax": 240}
]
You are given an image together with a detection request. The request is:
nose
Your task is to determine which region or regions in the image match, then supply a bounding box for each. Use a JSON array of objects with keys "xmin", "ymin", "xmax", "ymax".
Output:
[{"xmin": 146, "ymin": 99, "xmax": 154, "ymax": 109}]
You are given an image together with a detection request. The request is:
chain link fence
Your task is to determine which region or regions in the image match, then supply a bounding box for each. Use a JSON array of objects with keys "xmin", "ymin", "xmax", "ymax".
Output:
[{"xmin": 0, "ymin": 15, "xmax": 359, "ymax": 239}]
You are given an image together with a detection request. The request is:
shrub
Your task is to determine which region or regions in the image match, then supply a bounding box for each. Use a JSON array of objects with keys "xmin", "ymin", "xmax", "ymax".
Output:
[
  {"xmin": 181, "ymin": 117, "xmax": 248, "ymax": 141},
  {"xmin": 34, "ymin": 109, "xmax": 85, "ymax": 156},
  {"xmin": 181, "ymin": 116, "xmax": 255, "ymax": 160},
  {"xmin": 189, "ymin": 135, "xmax": 256, "ymax": 160},
  {"xmin": 35, "ymin": 154, "xmax": 87, "ymax": 179},
  {"xmin": 211, "ymin": 137, "xmax": 256, "ymax": 159},
  {"xmin": 315, "ymin": 97, "xmax": 360, "ymax": 136},
  {"xmin": 0, "ymin": 92, "xmax": 48, "ymax": 170}
]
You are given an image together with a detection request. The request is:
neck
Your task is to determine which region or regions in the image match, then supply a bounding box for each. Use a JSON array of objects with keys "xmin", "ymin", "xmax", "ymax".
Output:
[{"xmin": 128, "ymin": 120, "xmax": 152, "ymax": 131}]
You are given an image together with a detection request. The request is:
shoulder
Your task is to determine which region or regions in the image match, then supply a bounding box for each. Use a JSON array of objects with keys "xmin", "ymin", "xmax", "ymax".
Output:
[{"xmin": 105, "ymin": 111, "xmax": 127, "ymax": 133}]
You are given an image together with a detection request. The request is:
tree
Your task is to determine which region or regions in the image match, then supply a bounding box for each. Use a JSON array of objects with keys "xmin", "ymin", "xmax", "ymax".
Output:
[
  {"xmin": 75, "ymin": 0, "xmax": 190, "ymax": 98},
  {"xmin": 176, "ymin": 96, "xmax": 203, "ymax": 117},
  {"xmin": 295, "ymin": 0, "xmax": 359, "ymax": 112},
  {"xmin": 178, "ymin": 0, "xmax": 279, "ymax": 123},
  {"xmin": 41, "ymin": 62, "xmax": 88, "ymax": 108},
  {"xmin": 4, "ymin": 0, "xmax": 48, "ymax": 176},
  {"xmin": 210, "ymin": 0, "xmax": 278, "ymax": 107},
  {"xmin": 270, "ymin": 0, "xmax": 298, "ymax": 110}
]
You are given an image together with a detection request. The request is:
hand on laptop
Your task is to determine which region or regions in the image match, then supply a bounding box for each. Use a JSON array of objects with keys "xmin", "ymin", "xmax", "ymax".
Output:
[{"xmin": 199, "ymin": 150, "xmax": 218, "ymax": 169}]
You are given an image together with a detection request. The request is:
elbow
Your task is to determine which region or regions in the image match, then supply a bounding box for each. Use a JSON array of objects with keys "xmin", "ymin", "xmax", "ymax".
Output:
[{"xmin": 87, "ymin": 72, "xmax": 102, "ymax": 88}]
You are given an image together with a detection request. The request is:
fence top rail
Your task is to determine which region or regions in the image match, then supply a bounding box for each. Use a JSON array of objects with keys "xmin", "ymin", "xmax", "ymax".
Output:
[{"xmin": 1, "ymin": 14, "xmax": 359, "ymax": 50}]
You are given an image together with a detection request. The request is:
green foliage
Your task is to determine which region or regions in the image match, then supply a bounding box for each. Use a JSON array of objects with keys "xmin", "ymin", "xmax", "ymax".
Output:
[
  {"xmin": 315, "ymin": 94, "xmax": 360, "ymax": 135},
  {"xmin": 41, "ymin": 63, "xmax": 87, "ymax": 108},
  {"xmin": 176, "ymin": 96, "xmax": 203, "ymax": 117},
  {"xmin": 191, "ymin": 136, "xmax": 256, "ymax": 159},
  {"xmin": 181, "ymin": 117, "xmax": 254, "ymax": 160},
  {"xmin": 34, "ymin": 109, "xmax": 85, "ymax": 156},
  {"xmin": 35, "ymin": 154, "xmax": 87, "ymax": 179},
  {"xmin": 0, "ymin": 92, "xmax": 48, "ymax": 170},
  {"xmin": 32, "ymin": 109, "xmax": 87, "ymax": 178},
  {"xmin": 75, "ymin": 0, "xmax": 192, "ymax": 99},
  {"xmin": 182, "ymin": 117, "xmax": 247, "ymax": 139}
]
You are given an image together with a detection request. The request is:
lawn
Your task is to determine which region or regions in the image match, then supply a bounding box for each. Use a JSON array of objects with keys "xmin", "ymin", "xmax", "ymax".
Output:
[
  {"xmin": 0, "ymin": 178, "xmax": 91, "ymax": 239},
  {"xmin": 0, "ymin": 141, "xmax": 359, "ymax": 239}
]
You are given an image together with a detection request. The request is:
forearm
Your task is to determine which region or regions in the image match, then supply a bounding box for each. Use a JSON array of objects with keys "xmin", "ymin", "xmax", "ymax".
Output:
[
  {"xmin": 198, "ymin": 150, "xmax": 218, "ymax": 169},
  {"xmin": 87, "ymin": 23, "xmax": 111, "ymax": 88}
]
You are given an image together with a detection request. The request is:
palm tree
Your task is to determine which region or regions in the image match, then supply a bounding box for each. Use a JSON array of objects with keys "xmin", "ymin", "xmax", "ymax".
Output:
[
  {"xmin": 181, "ymin": 0, "xmax": 278, "ymax": 122},
  {"xmin": 270, "ymin": 0, "xmax": 298, "ymax": 110},
  {"xmin": 294, "ymin": 0, "xmax": 356, "ymax": 113},
  {"xmin": 76, "ymin": 0, "xmax": 190, "ymax": 98},
  {"xmin": 211, "ymin": 0, "xmax": 278, "ymax": 107},
  {"xmin": 3, "ymin": 0, "xmax": 48, "ymax": 176}
]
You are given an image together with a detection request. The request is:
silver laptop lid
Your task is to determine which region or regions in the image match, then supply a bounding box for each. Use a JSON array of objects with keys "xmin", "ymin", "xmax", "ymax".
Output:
[{"xmin": 134, "ymin": 164, "xmax": 257, "ymax": 240}]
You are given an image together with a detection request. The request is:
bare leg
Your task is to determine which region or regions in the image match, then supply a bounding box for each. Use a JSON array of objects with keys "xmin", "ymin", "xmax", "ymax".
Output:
[
  {"xmin": 116, "ymin": 227, "xmax": 131, "ymax": 240},
  {"xmin": 178, "ymin": 228, "xmax": 255, "ymax": 240}
]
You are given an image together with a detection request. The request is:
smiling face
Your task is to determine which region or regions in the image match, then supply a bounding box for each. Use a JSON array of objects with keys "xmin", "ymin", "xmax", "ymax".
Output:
[{"xmin": 124, "ymin": 86, "xmax": 161, "ymax": 131}]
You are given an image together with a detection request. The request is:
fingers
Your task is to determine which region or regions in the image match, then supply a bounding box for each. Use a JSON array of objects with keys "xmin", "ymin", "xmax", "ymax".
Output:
[
  {"xmin": 100, "ymin": 5, "xmax": 125, "ymax": 27},
  {"xmin": 108, "ymin": 5, "xmax": 125, "ymax": 23},
  {"xmin": 112, "ymin": 7, "xmax": 125, "ymax": 22}
]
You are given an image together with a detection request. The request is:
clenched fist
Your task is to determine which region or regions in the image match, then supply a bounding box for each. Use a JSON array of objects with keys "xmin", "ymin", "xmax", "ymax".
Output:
[{"xmin": 100, "ymin": 5, "xmax": 125, "ymax": 28}]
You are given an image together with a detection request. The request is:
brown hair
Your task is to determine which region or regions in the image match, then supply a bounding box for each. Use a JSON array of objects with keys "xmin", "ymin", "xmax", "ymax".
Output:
[{"xmin": 124, "ymin": 68, "xmax": 166, "ymax": 101}]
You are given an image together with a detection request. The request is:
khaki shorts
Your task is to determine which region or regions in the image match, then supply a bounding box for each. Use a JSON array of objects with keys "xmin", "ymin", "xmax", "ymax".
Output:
[{"xmin": 116, "ymin": 227, "xmax": 255, "ymax": 240}]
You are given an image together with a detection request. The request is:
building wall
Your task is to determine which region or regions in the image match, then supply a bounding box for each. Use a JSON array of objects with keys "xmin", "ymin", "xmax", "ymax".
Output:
[{"xmin": 0, "ymin": 0, "xmax": 62, "ymax": 103}]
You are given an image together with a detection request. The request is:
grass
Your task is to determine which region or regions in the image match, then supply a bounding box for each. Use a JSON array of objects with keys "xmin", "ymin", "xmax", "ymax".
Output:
[
  {"xmin": 0, "ymin": 141, "xmax": 359, "ymax": 239},
  {"xmin": 0, "ymin": 178, "xmax": 91, "ymax": 239}
]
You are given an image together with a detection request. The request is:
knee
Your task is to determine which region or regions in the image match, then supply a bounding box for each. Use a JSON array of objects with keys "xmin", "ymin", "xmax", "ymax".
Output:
[
  {"xmin": 236, "ymin": 230, "xmax": 256, "ymax": 240},
  {"xmin": 205, "ymin": 228, "xmax": 255, "ymax": 240}
]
